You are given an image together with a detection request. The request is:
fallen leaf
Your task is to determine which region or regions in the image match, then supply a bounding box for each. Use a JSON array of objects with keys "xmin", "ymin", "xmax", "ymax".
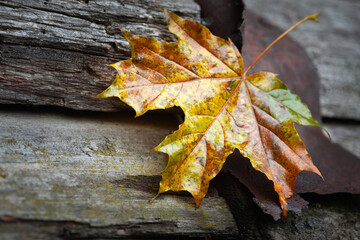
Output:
[{"xmin": 97, "ymin": 7, "xmax": 323, "ymax": 216}]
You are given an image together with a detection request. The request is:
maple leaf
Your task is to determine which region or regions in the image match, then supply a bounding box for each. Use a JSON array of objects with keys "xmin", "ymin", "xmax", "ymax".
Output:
[{"xmin": 96, "ymin": 7, "xmax": 323, "ymax": 216}]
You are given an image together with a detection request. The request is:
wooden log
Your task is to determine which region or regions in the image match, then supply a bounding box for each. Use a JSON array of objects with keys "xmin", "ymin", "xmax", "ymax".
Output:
[
  {"xmin": 0, "ymin": 107, "xmax": 238, "ymax": 239},
  {"xmin": 0, "ymin": 0, "xmax": 200, "ymax": 111},
  {"xmin": 323, "ymin": 122, "xmax": 360, "ymax": 158}
]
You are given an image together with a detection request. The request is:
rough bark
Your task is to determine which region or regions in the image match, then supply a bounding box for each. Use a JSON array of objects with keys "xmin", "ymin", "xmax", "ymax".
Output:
[
  {"xmin": 0, "ymin": 0, "xmax": 200, "ymax": 111},
  {"xmin": 0, "ymin": 107, "xmax": 238, "ymax": 239}
]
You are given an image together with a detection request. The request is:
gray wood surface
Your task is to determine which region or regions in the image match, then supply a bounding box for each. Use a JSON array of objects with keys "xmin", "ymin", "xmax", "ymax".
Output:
[
  {"xmin": 0, "ymin": 0, "xmax": 200, "ymax": 112},
  {"xmin": 323, "ymin": 123, "xmax": 360, "ymax": 158},
  {"xmin": 0, "ymin": 108, "xmax": 237, "ymax": 238},
  {"xmin": 244, "ymin": 0, "xmax": 360, "ymax": 120}
]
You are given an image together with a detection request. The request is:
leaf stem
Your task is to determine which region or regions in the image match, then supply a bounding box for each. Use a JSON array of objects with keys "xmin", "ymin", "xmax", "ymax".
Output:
[{"xmin": 243, "ymin": 14, "xmax": 319, "ymax": 76}]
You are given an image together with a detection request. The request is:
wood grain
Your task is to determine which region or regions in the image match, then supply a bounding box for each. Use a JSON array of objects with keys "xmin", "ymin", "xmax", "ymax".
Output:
[
  {"xmin": 0, "ymin": 0, "xmax": 200, "ymax": 111},
  {"xmin": 0, "ymin": 107, "xmax": 237, "ymax": 238}
]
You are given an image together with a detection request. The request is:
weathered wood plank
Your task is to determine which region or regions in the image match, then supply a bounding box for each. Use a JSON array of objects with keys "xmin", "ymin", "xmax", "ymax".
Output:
[
  {"xmin": 243, "ymin": 0, "xmax": 360, "ymax": 120},
  {"xmin": 323, "ymin": 123, "xmax": 360, "ymax": 158},
  {"xmin": 0, "ymin": 0, "xmax": 200, "ymax": 111},
  {"xmin": 0, "ymin": 107, "xmax": 237, "ymax": 238}
]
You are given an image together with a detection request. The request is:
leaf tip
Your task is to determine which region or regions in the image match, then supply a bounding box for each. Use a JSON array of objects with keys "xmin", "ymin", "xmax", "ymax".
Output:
[
  {"xmin": 194, "ymin": 196, "xmax": 203, "ymax": 208},
  {"xmin": 322, "ymin": 127, "xmax": 331, "ymax": 139},
  {"xmin": 120, "ymin": 29, "xmax": 134, "ymax": 40},
  {"xmin": 134, "ymin": 109, "xmax": 147, "ymax": 118},
  {"xmin": 152, "ymin": 143, "xmax": 163, "ymax": 152},
  {"xmin": 314, "ymin": 166, "xmax": 325, "ymax": 181},
  {"xmin": 279, "ymin": 197, "xmax": 288, "ymax": 218},
  {"xmin": 314, "ymin": 121, "xmax": 331, "ymax": 139},
  {"xmin": 108, "ymin": 63, "xmax": 117, "ymax": 69},
  {"xmin": 93, "ymin": 92, "xmax": 105, "ymax": 99}
]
